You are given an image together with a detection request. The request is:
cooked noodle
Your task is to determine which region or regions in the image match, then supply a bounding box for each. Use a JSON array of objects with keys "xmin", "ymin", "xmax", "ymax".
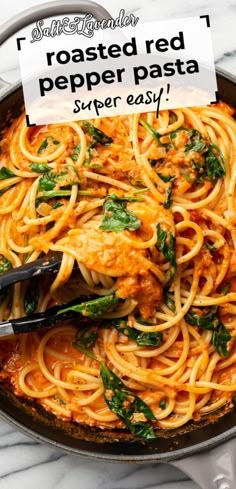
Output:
[{"xmin": 0, "ymin": 101, "xmax": 236, "ymax": 435}]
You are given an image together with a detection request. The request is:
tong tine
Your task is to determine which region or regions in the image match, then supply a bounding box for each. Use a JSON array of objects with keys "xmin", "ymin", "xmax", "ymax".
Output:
[
  {"xmin": 0, "ymin": 295, "xmax": 97, "ymax": 337},
  {"xmin": 0, "ymin": 255, "xmax": 62, "ymax": 291}
]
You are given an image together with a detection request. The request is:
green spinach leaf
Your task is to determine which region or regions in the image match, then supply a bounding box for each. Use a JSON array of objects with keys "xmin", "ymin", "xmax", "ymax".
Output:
[
  {"xmin": 38, "ymin": 170, "xmax": 67, "ymax": 191},
  {"xmin": 212, "ymin": 324, "xmax": 231, "ymax": 357},
  {"xmin": 71, "ymin": 339, "xmax": 157, "ymax": 439},
  {"xmin": 184, "ymin": 129, "xmax": 204, "ymax": 153},
  {"xmin": 72, "ymin": 341, "xmax": 98, "ymax": 360},
  {"xmin": 185, "ymin": 306, "xmax": 231, "ymax": 357},
  {"xmin": 156, "ymin": 224, "xmax": 176, "ymax": 279},
  {"xmin": 140, "ymin": 119, "xmax": 164, "ymax": 147},
  {"xmin": 52, "ymin": 201, "xmax": 64, "ymax": 209},
  {"xmin": 36, "ymin": 190, "xmax": 71, "ymax": 203},
  {"xmin": 73, "ymin": 327, "xmax": 98, "ymax": 348},
  {"xmin": 82, "ymin": 122, "xmax": 113, "ymax": 146},
  {"xmin": 71, "ymin": 141, "xmax": 98, "ymax": 168},
  {"xmin": 205, "ymin": 242, "xmax": 217, "ymax": 253},
  {"xmin": 205, "ymin": 144, "xmax": 226, "ymax": 184},
  {"xmin": 38, "ymin": 137, "xmax": 60, "ymax": 154},
  {"xmin": 100, "ymin": 361, "xmax": 156, "ymax": 439},
  {"xmin": 164, "ymin": 290, "xmax": 176, "ymax": 312},
  {"xmin": 59, "ymin": 292, "xmax": 121, "ymax": 318},
  {"xmin": 185, "ymin": 140, "xmax": 206, "ymax": 153},
  {"xmin": 102, "ymin": 317, "xmax": 163, "ymax": 347},
  {"xmin": 100, "ymin": 194, "xmax": 141, "ymax": 232},
  {"xmin": 159, "ymin": 399, "xmax": 166, "ymax": 410},
  {"xmin": 71, "ymin": 143, "xmax": 81, "ymax": 161},
  {"xmin": 185, "ymin": 306, "xmax": 219, "ymax": 330},
  {"xmin": 30, "ymin": 163, "xmax": 50, "ymax": 173},
  {"xmin": 38, "ymin": 171, "xmax": 58, "ymax": 191},
  {"xmin": 149, "ymin": 158, "xmax": 165, "ymax": 167},
  {"xmin": 38, "ymin": 138, "xmax": 49, "ymax": 154},
  {"xmin": 156, "ymin": 174, "xmax": 175, "ymax": 209},
  {"xmin": 0, "ymin": 186, "xmax": 12, "ymax": 196},
  {"xmin": 221, "ymin": 282, "xmax": 231, "ymax": 296},
  {"xmin": 163, "ymin": 185, "xmax": 173, "ymax": 209},
  {"xmin": 0, "ymin": 256, "xmax": 12, "ymax": 274},
  {"xmin": 184, "ymin": 131, "xmax": 225, "ymax": 184},
  {"xmin": 24, "ymin": 281, "xmax": 39, "ymax": 315},
  {"xmin": 0, "ymin": 167, "xmax": 15, "ymax": 180},
  {"xmin": 192, "ymin": 160, "xmax": 206, "ymax": 183},
  {"xmin": 108, "ymin": 193, "xmax": 143, "ymax": 203},
  {"xmin": 157, "ymin": 173, "xmax": 175, "ymax": 183}
]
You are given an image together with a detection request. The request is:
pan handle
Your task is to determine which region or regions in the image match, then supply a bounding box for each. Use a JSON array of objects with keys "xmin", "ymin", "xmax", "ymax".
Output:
[
  {"xmin": 0, "ymin": 77, "xmax": 11, "ymax": 93},
  {"xmin": 0, "ymin": 0, "xmax": 112, "ymax": 93},
  {"xmin": 0, "ymin": 0, "xmax": 112, "ymax": 46},
  {"xmin": 170, "ymin": 438, "xmax": 236, "ymax": 489}
]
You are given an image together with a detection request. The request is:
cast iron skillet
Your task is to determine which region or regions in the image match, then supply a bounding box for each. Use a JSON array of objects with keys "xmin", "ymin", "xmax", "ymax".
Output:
[{"xmin": 0, "ymin": 2, "xmax": 236, "ymax": 488}]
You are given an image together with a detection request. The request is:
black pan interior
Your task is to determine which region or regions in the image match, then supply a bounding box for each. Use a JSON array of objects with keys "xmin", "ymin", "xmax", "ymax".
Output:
[{"xmin": 0, "ymin": 69, "xmax": 235, "ymax": 461}]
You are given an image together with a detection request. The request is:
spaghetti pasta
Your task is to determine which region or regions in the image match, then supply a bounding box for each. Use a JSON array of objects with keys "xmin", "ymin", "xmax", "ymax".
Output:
[{"xmin": 0, "ymin": 101, "xmax": 236, "ymax": 438}]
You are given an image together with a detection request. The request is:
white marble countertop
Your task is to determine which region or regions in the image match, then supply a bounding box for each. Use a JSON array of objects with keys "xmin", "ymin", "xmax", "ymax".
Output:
[{"xmin": 0, "ymin": 1, "xmax": 235, "ymax": 488}]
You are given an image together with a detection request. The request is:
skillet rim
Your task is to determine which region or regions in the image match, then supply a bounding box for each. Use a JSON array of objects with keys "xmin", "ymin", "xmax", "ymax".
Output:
[{"xmin": 0, "ymin": 66, "xmax": 236, "ymax": 461}]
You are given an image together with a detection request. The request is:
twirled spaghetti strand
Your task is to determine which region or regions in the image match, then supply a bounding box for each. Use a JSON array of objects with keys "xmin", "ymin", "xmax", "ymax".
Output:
[{"xmin": 0, "ymin": 102, "xmax": 235, "ymax": 434}]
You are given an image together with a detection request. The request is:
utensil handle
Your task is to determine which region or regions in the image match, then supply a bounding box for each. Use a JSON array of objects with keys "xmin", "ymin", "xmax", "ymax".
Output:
[
  {"xmin": 0, "ymin": 77, "xmax": 11, "ymax": 93},
  {"xmin": 170, "ymin": 438, "xmax": 236, "ymax": 489},
  {"xmin": 0, "ymin": 0, "xmax": 112, "ymax": 46},
  {"xmin": 11, "ymin": 303, "xmax": 92, "ymax": 333},
  {"xmin": 0, "ymin": 256, "xmax": 61, "ymax": 291},
  {"xmin": 0, "ymin": 295, "xmax": 96, "ymax": 336}
]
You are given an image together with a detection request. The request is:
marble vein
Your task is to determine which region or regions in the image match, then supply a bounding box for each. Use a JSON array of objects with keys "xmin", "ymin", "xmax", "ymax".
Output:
[{"xmin": 0, "ymin": 446, "xmax": 200, "ymax": 489}]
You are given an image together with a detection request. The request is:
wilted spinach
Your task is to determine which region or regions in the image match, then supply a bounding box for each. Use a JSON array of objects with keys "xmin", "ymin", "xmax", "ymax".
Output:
[
  {"xmin": 59, "ymin": 292, "xmax": 121, "ymax": 319},
  {"xmin": 24, "ymin": 281, "xmax": 40, "ymax": 315},
  {"xmin": 38, "ymin": 136, "xmax": 60, "ymax": 154},
  {"xmin": 102, "ymin": 317, "xmax": 163, "ymax": 347},
  {"xmin": 100, "ymin": 361, "xmax": 156, "ymax": 439},
  {"xmin": 0, "ymin": 256, "xmax": 12, "ymax": 274},
  {"xmin": 156, "ymin": 224, "xmax": 176, "ymax": 279},
  {"xmin": 38, "ymin": 170, "xmax": 68, "ymax": 191},
  {"xmin": 30, "ymin": 163, "xmax": 50, "ymax": 173},
  {"xmin": 82, "ymin": 122, "xmax": 113, "ymax": 146},
  {"xmin": 0, "ymin": 167, "xmax": 15, "ymax": 180},
  {"xmin": 100, "ymin": 194, "xmax": 141, "ymax": 232},
  {"xmin": 185, "ymin": 306, "xmax": 231, "ymax": 357}
]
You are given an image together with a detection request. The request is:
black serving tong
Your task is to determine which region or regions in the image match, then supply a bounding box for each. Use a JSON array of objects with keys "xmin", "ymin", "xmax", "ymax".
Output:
[
  {"xmin": 0, "ymin": 255, "xmax": 97, "ymax": 337},
  {"xmin": 0, "ymin": 296, "xmax": 97, "ymax": 337},
  {"xmin": 0, "ymin": 255, "xmax": 67, "ymax": 292}
]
